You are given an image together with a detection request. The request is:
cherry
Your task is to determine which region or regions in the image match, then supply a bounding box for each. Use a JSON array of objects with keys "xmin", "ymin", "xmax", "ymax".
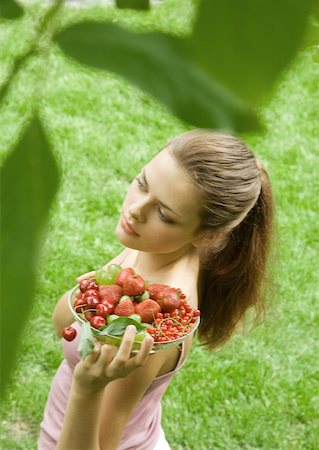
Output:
[
  {"xmin": 84, "ymin": 289, "xmax": 100, "ymax": 299},
  {"xmin": 84, "ymin": 311, "xmax": 95, "ymax": 321},
  {"xmin": 74, "ymin": 297, "xmax": 87, "ymax": 313},
  {"xmin": 96, "ymin": 303, "xmax": 109, "ymax": 318},
  {"xmin": 90, "ymin": 315, "xmax": 106, "ymax": 329},
  {"xmin": 86, "ymin": 280, "xmax": 99, "ymax": 291},
  {"xmin": 86, "ymin": 295, "xmax": 100, "ymax": 308},
  {"xmin": 100, "ymin": 299, "xmax": 115, "ymax": 314},
  {"xmin": 79, "ymin": 279, "xmax": 91, "ymax": 293},
  {"xmin": 63, "ymin": 326, "xmax": 77, "ymax": 341}
]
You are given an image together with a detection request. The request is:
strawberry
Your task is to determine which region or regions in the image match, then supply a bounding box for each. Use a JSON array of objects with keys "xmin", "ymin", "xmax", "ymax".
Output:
[
  {"xmin": 123, "ymin": 274, "xmax": 146, "ymax": 296},
  {"xmin": 99, "ymin": 284, "xmax": 123, "ymax": 305},
  {"xmin": 155, "ymin": 288, "xmax": 181, "ymax": 313},
  {"xmin": 147, "ymin": 283, "xmax": 171, "ymax": 301},
  {"xmin": 135, "ymin": 299, "xmax": 161, "ymax": 323},
  {"xmin": 115, "ymin": 267, "xmax": 135, "ymax": 287},
  {"xmin": 114, "ymin": 297, "xmax": 135, "ymax": 316}
]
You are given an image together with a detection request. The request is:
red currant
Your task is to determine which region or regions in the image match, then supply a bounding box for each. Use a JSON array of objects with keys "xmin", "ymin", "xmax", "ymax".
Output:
[{"xmin": 147, "ymin": 327, "xmax": 156, "ymax": 335}]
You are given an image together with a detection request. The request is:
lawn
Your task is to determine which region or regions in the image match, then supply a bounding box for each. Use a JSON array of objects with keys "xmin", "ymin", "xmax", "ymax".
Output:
[{"xmin": 0, "ymin": 1, "xmax": 318, "ymax": 449}]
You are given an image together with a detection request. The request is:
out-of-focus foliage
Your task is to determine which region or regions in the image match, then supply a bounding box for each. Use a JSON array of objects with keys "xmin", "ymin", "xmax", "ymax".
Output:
[
  {"xmin": 0, "ymin": 115, "xmax": 60, "ymax": 395},
  {"xmin": 0, "ymin": 0, "xmax": 317, "ymax": 396},
  {"xmin": 0, "ymin": 0, "xmax": 24, "ymax": 19}
]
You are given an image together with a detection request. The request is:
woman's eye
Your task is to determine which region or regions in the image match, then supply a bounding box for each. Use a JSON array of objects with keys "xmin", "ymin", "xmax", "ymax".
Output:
[
  {"xmin": 158, "ymin": 208, "xmax": 173, "ymax": 223},
  {"xmin": 135, "ymin": 177, "xmax": 146, "ymax": 190}
]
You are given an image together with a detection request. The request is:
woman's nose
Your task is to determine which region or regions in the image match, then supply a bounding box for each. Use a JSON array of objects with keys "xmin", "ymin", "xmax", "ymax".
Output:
[{"xmin": 128, "ymin": 200, "xmax": 147, "ymax": 223}]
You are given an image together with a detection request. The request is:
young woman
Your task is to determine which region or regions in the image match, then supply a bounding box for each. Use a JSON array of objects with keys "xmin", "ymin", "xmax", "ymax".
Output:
[{"xmin": 38, "ymin": 129, "xmax": 274, "ymax": 450}]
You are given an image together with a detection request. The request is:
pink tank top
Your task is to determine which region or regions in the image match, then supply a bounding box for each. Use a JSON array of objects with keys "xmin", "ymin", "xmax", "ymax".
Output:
[{"xmin": 38, "ymin": 321, "xmax": 187, "ymax": 450}]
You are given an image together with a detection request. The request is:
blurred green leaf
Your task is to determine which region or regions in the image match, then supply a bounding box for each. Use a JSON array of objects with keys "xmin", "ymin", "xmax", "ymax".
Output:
[
  {"xmin": 115, "ymin": 0, "xmax": 150, "ymax": 10},
  {"xmin": 78, "ymin": 322, "xmax": 95, "ymax": 359},
  {"xmin": 312, "ymin": 46, "xmax": 319, "ymax": 62},
  {"xmin": 0, "ymin": 115, "xmax": 60, "ymax": 397},
  {"xmin": 302, "ymin": 16, "xmax": 319, "ymax": 48},
  {"xmin": 0, "ymin": 0, "xmax": 24, "ymax": 19},
  {"xmin": 189, "ymin": 0, "xmax": 316, "ymax": 103},
  {"xmin": 55, "ymin": 22, "xmax": 258, "ymax": 132}
]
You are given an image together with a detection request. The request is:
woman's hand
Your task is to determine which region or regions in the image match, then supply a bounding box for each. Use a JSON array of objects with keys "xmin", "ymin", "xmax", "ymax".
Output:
[
  {"xmin": 76, "ymin": 270, "xmax": 96, "ymax": 283},
  {"xmin": 73, "ymin": 325, "xmax": 154, "ymax": 392}
]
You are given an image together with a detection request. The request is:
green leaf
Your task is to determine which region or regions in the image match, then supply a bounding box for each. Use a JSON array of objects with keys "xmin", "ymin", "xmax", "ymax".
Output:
[
  {"xmin": 0, "ymin": 0, "xmax": 24, "ymax": 19},
  {"xmin": 55, "ymin": 22, "xmax": 258, "ymax": 132},
  {"xmin": 100, "ymin": 317, "xmax": 148, "ymax": 337},
  {"xmin": 115, "ymin": 0, "xmax": 150, "ymax": 10},
  {"xmin": 189, "ymin": 0, "xmax": 316, "ymax": 103},
  {"xmin": 78, "ymin": 322, "xmax": 95, "ymax": 359},
  {"xmin": 0, "ymin": 114, "xmax": 60, "ymax": 396}
]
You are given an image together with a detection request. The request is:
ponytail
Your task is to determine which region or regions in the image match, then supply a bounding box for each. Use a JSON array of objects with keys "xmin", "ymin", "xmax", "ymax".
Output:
[{"xmin": 198, "ymin": 168, "xmax": 274, "ymax": 349}]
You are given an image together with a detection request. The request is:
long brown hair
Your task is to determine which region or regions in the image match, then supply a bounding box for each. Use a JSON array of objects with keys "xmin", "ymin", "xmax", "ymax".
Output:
[{"xmin": 169, "ymin": 130, "xmax": 274, "ymax": 349}]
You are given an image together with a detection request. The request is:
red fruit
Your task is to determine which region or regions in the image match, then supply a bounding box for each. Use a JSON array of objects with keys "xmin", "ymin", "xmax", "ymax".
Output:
[
  {"xmin": 114, "ymin": 298, "xmax": 135, "ymax": 316},
  {"xmin": 96, "ymin": 303, "xmax": 109, "ymax": 318},
  {"xmin": 100, "ymin": 299, "xmax": 115, "ymax": 314},
  {"xmin": 86, "ymin": 280, "xmax": 99, "ymax": 291},
  {"xmin": 155, "ymin": 289, "xmax": 181, "ymax": 313},
  {"xmin": 99, "ymin": 284, "xmax": 123, "ymax": 305},
  {"xmin": 147, "ymin": 284, "xmax": 171, "ymax": 301},
  {"xmin": 90, "ymin": 315, "xmax": 106, "ymax": 329},
  {"xmin": 74, "ymin": 297, "xmax": 86, "ymax": 313},
  {"xmin": 79, "ymin": 279, "xmax": 91, "ymax": 293},
  {"xmin": 63, "ymin": 326, "xmax": 77, "ymax": 341},
  {"xmin": 84, "ymin": 310, "xmax": 95, "ymax": 321},
  {"xmin": 135, "ymin": 299, "xmax": 161, "ymax": 323},
  {"xmin": 86, "ymin": 295, "xmax": 100, "ymax": 308},
  {"xmin": 123, "ymin": 274, "xmax": 145, "ymax": 296},
  {"xmin": 114, "ymin": 267, "xmax": 135, "ymax": 287},
  {"xmin": 84, "ymin": 289, "xmax": 100, "ymax": 299}
]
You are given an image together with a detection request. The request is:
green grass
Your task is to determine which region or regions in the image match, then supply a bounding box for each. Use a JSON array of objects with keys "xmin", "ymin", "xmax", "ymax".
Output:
[{"xmin": 1, "ymin": 1, "xmax": 318, "ymax": 449}]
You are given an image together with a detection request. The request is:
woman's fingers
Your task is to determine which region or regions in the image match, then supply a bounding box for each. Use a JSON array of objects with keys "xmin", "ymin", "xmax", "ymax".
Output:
[
  {"xmin": 94, "ymin": 344, "xmax": 117, "ymax": 372},
  {"xmin": 76, "ymin": 271, "xmax": 96, "ymax": 283},
  {"xmin": 111, "ymin": 326, "xmax": 154, "ymax": 373},
  {"xmin": 132, "ymin": 335, "xmax": 154, "ymax": 366},
  {"xmin": 83, "ymin": 341, "xmax": 102, "ymax": 366},
  {"xmin": 115, "ymin": 325, "xmax": 137, "ymax": 362}
]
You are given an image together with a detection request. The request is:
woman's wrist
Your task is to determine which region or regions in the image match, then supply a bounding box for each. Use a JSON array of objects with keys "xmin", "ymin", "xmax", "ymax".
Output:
[{"xmin": 71, "ymin": 378, "xmax": 108, "ymax": 397}]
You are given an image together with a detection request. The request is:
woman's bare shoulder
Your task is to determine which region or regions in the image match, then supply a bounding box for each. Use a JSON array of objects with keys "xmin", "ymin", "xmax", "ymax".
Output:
[
  {"xmin": 161, "ymin": 256, "xmax": 200, "ymax": 309},
  {"xmin": 103, "ymin": 247, "xmax": 131, "ymax": 269}
]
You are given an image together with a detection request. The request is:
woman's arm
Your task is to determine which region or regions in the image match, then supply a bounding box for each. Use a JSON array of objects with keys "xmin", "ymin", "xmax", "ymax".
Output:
[
  {"xmin": 55, "ymin": 325, "xmax": 170, "ymax": 450},
  {"xmin": 52, "ymin": 290, "xmax": 75, "ymax": 337}
]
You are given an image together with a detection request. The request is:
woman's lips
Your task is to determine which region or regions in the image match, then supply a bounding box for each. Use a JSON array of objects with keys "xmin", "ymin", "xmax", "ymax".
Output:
[{"xmin": 120, "ymin": 216, "xmax": 139, "ymax": 236}]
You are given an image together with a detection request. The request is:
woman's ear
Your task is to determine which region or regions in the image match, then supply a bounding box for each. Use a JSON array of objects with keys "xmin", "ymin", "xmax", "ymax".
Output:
[
  {"xmin": 192, "ymin": 229, "xmax": 215, "ymax": 248},
  {"xmin": 192, "ymin": 229, "xmax": 228, "ymax": 252}
]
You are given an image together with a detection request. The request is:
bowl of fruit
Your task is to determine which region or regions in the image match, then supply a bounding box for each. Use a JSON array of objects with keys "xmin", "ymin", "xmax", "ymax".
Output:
[{"xmin": 66, "ymin": 264, "xmax": 200, "ymax": 356}]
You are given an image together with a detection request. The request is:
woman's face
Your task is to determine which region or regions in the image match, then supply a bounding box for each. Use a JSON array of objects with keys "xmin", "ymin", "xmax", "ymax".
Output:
[{"xmin": 115, "ymin": 148, "xmax": 203, "ymax": 254}]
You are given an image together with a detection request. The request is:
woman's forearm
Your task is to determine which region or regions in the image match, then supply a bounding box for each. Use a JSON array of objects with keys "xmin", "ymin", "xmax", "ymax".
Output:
[{"xmin": 56, "ymin": 383, "xmax": 105, "ymax": 450}]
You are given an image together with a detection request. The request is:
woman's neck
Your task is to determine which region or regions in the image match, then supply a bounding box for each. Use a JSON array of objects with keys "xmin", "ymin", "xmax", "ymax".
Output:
[{"xmin": 130, "ymin": 244, "xmax": 197, "ymax": 275}]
